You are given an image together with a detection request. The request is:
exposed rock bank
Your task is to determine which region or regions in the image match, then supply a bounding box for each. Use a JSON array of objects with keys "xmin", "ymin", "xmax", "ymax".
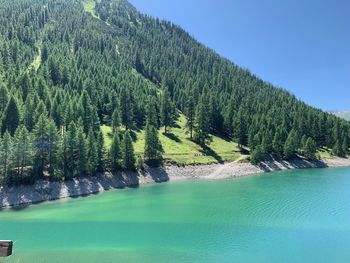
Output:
[{"xmin": 1, "ymin": 157, "xmax": 350, "ymax": 209}]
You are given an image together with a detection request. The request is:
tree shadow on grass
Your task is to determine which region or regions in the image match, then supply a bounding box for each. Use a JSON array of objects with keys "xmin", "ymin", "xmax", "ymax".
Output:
[
  {"xmin": 163, "ymin": 132, "xmax": 181, "ymax": 143},
  {"xmin": 239, "ymin": 147, "xmax": 250, "ymax": 155},
  {"xmin": 129, "ymin": 130, "xmax": 138, "ymax": 142},
  {"xmin": 199, "ymin": 145, "xmax": 224, "ymax": 164},
  {"xmin": 172, "ymin": 123, "xmax": 181, "ymax": 129},
  {"xmin": 211, "ymin": 132, "xmax": 232, "ymax": 142}
]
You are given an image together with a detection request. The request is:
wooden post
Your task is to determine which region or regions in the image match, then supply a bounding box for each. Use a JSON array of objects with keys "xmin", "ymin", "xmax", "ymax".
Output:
[{"xmin": 0, "ymin": 241, "xmax": 13, "ymax": 257}]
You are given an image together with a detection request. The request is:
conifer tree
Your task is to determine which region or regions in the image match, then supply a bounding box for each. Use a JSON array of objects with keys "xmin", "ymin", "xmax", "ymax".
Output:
[
  {"xmin": 34, "ymin": 100, "xmax": 48, "ymax": 124},
  {"xmin": 96, "ymin": 130, "xmax": 106, "ymax": 171},
  {"xmin": 0, "ymin": 83, "xmax": 8, "ymax": 113},
  {"xmin": 60, "ymin": 128, "xmax": 70, "ymax": 178},
  {"xmin": 122, "ymin": 130, "xmax": 135, "ymax": 171},
  {"xmin": 233, "ymin": 107, "xmax": 247, "ymax": 149},
  {"xmin": 284, "ymin": 129, "xmax": 299, "ymax": 159},
  {"xmin": 0, "ymin": 131, "xmax": 13, "ymax": 180},
  {"xmin": 160, "ymin": 88, "xmax": 175, "ymax": 134},
  {"xmin": 79, "ymin": 90, "xmax": 96, "ymax": 133},
  {"xmin": 46, "ymin": 119, "xmax": 59, "ymax": 176},
  {"xmin": 120, "ymin": 87, "xmax": 134, "ymax": 130},
  {"xmin": 146, "ymin": 97, "xmax": 158, "ymax": 128},
  {"xmin": 250, "ymin": 145, "xmax": 266, "ymax": 165},
  {"xmin": 24, "ymin": 94, "xmax": 36, "ymax": 131},
  {"xmin": 33, "ymin": 115, "xmax": 50, "ymax": 177},
  {"xmin": 76, "ymin": 126, "xmax": 87, "ymax": 176},
  {"xmin": 87, "ymin": 129, "xmax": 98, "ymax": 176},
  {"xmin": 273, "ymin": 127, "xmax": 287, "ymax": 157},
  {"xmin": 144, "ymin": 123, "xmax": 163, "ymax": 166},
  {"xmin": 194, "ymin": 93, "xmax": 211, "ymax": 146},
  {"xmin": 185, "ymin": 91, "xmax": 195, "ymax": 140},
  {"xmin": 110, "ymin": 131, "xmax": 121, "ymax": 171},
  {"xmin": 300, "ymin": 135, "xmax": 308, "ymax": 153},
  {"xmin": 2, "ymin": 96, "xmax": 20, "ymax": 135},
  {"xmin": 342, "ymin": 137, "xmax": 348, "ymax": 156},
  {"xmin": 332, "ymin": 138, "xmax": 347, "ymax": 157},
  {"xmin": 13, "ymin": 125, "xmax": 32, "ymax": 177},
  {"xmin": 303, "ymin": 137, "xmax": 317, "ymax": 160},
  {"xmin": 65, "ymin": 122, "xmax": 77, "ymax": 177},
  {"xmin": 112, "ymin": 108, "xmax": 121, "ymax": 133}
]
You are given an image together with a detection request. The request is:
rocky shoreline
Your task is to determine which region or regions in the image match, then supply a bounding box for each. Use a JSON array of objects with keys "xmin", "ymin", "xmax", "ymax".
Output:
[{"xmin": 1, "ymin": 157, "xmax": 350, "ymax": 209}]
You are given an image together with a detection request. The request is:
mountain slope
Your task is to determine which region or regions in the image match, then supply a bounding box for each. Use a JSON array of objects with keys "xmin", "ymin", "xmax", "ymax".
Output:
[
  {"xmin": 334, "ymin": 111, "xmax": 350, "ymax": 121},
  {"xmin": 0, "ymin": 0, "xmax": 349, "ymax": 184}
]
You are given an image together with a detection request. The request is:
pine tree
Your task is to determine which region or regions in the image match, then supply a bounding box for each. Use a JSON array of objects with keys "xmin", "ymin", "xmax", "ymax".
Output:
[
  {"xmin": 87, "ymin": 129, "xmax": 98, "ymax": 176},
  {"xmin": 233, "ymin": 107, "xmax": 247, "ymax": 149},
  {"xmin": 250, "ymin": 145, "xmax": 266, "ymax": 165},
  {"xmin": 146, "ymin": 96, "xmax": 158, "ymax": 128},
  {"xmin": 96, "ymin": 130, "xmax": 106, "ymax": 171},
  {"xmin": 0, "ymin": 131, "xmax": 13, "ymax": 181},
  {"xmin": 342, "ymin": 137, "xmax": 348, "ymax": 156},
  {"xmin": 48, "ymin": 58, "xmax": 61, "ymax": 85},
  {"xmin": 109, "ymin": 131, "xmax": 121, "ymax": 171},
  {"xmin": 122, "ymin": 130, "xmax": 135, "ymax": 171},
  {"xmin": 60, "ymin": 128, "xmax": 70, "ymax": 178},
  {"xmin": 160, "ymin": 88, "xmax": 175, "ymax": 134},
  {"xmin": 76, "ymin": 126, "xmax": 87, "ymax": 176},
  {"xmin": 303, "ymin": 137, "xmax": 317, "ymax": 160},
  {"xmin": 300, "ymin": 135, "xmax": 308, "ymax": 152},
  {"xmin": 284, "ymin": 129, "xmax": 299, "ymax": 159},
  {"xmin": 65, "ymin": 122, "xmax": 77, "ymax": 177},
  {"xmin": 0, "ymin": 83, "xmax": 8, "ymax": 113},
  {"xmin": 144, "ymin": 123, "xmax": 163, "ymax": 166},
  {"xmin": 194, "ymin": 93, "xmax": 211, "ymax": 146},
  {"xmin": 13, "ymin": 125, "xmax": 32, "ymax": 177},
  {"xmin": 1, "ymin": 96, "xmax": 20, "ymax": 135},
  {"xmin": 34, "ymin": 100, "xmax": 48, "ymax": 124},
  {"xmin": 112, "ymin": 108, "xmax": 121, "ymax": 133},
  {"xmin": 332, "ymin": 138, "xmax": 347, "ymax": 157},
  {"xmin": 46, "ymin": 119, "xmax": 59, "ymax": 176},
  {"xmin": 79, "ymin": 90, "xmax": 95, "ymax": 133},
  {"xmin": 33, "ymin": 115, "xmax": 50, "ymax": 177},
  {"xmin": 209, "ymin": 93, "xmax": 222, "ymax": 132},
  {"xmin": 273, "ymin": 127, "xmax": 287, "ymax": 157},
  {"xmin": 185, "ymin": 91, "xmax": 195, "ymax": 140},
  {"xmin": 24, "ymin": 94, "xmax": 36, "ymax": 131},
  {"xmin": 120, "ymin": 87, "xmax": 134, "ymax": 130}
]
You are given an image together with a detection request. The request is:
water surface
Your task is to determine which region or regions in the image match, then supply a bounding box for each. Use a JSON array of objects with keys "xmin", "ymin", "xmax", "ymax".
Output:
[{"xmin": 1, "ymin": 168, "xmax": 350, "ymax": 263}]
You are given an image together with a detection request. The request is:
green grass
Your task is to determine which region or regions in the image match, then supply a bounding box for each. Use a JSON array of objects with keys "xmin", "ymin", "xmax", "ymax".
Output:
[
  {"xmin": 101, "ymin": 115, "xmax": 244, "ymax": 165},
  {"xmin": 83, "ymin": 0, "xmax": 111, "ymax": 26},
  {"xmin": 83, "ymin": 0, "xmax": 99, "ymax": 20},
  {"xmin": 318, "ymin": 148, "xmax": 334, "ymax": 159},
  {"xmin": 29, "ymin": 47, "xmax": 42, "ymax": 71}
]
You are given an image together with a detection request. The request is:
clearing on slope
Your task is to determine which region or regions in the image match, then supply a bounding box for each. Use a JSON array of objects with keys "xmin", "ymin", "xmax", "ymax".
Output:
[{"xmin": 101, "ymin": 114, "xmax": 244, "ymax": 165}]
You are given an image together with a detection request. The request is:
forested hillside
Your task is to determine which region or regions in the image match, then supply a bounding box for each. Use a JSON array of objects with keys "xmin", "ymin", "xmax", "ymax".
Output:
[{"xmin": 0, "ymin": 0, "xmax": 349, "ymax": 185}]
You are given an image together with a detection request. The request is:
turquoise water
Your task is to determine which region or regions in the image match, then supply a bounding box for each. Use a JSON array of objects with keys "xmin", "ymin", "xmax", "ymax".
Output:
[{"xmin": 1, "ymin": 168, "xmax": 350, "ymax": 263}]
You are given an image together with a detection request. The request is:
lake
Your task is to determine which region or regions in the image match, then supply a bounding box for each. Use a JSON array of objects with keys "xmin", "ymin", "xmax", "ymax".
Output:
[{"xmin": 1, "ymin": 168, "xmax": 350, "ymax": 263}]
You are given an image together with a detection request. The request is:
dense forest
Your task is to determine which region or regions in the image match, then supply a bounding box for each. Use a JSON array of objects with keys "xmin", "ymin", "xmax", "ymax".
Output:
[{"xmin": 0, "ymin": 0, "xmax": 349, "ymax": 186}]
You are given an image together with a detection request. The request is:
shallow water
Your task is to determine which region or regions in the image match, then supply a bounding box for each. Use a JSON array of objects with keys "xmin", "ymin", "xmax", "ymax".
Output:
[{"xmin": 1, "ymin": 168, "xmax": 350, "ymax": 263}]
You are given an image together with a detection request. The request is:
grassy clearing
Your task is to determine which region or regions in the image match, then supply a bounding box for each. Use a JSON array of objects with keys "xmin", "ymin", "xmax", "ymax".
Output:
[
  {"xmin": 101, "ymin": 115, "xmax": 244, "ymax": 165},
  {"xmin": 29, "ymin": 46, "xmax": 42, "ymax": 71},
  {"xmin": 318, "ymin": 148, "xmax": 334, "ymax": 159},
  {"xmin": 83, "ymin": 0, "xmax": 111, "ymax": 26},
  {"xmin": 83, "ymin": 0, "xmax": 99, "ymax": 20}
]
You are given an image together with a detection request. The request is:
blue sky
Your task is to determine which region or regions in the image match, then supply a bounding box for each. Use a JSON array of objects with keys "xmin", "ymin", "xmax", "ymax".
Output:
[{"xmin": 129, "ymin": 0, "xmax": 350, "ymax": 111}]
